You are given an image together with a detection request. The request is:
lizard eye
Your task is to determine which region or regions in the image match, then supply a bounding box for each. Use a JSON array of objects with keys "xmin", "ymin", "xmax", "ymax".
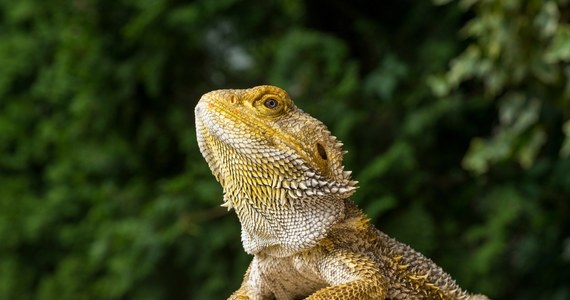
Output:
[{"xmin": 264, "ymin": 98, "xmax": 279, "ymax": 109}]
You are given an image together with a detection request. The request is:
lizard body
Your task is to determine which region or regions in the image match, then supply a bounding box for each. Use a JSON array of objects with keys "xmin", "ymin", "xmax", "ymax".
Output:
[{"xmin": 195, "ymin": 85, "xmax": 488, "ymax": 300}]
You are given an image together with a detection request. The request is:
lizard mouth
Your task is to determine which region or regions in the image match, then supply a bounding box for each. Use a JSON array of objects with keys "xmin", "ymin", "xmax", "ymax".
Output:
[{"xmin": 195, "ymin": 101, "xmax": 227, "ymax": 186}]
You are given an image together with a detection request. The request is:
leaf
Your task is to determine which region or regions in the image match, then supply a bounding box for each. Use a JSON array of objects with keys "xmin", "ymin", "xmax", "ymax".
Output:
[
  {"xmin": 545, "ymin": 25, "xmax": 570, "ymax": 63},
  {"xmin": 561, "ymin": 120, "xmax": 570, "ymax": 158}
]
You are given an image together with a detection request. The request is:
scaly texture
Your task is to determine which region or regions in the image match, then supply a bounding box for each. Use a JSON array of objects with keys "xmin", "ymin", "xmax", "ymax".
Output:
[{"xmin": 195, "ymin": 85, "xmax": 489, "ymax": 300}]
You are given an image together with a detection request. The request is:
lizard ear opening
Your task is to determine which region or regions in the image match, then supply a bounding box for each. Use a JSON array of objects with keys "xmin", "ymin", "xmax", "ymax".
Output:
[{"xmin": 317, "ymin": 143, "xmax": 328, "ymax": 160}]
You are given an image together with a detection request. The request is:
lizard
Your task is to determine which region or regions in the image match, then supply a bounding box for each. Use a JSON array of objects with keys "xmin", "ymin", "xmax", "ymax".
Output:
[{"xmin": 195, "ymin": 85, "xmax": 489, "ymax": 300}]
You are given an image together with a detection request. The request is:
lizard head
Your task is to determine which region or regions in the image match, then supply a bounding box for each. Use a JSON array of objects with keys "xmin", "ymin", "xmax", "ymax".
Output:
[
  {"xmin": 195, "ymin": 85, "xmax": 358, "ymax": 254},
  {"xmin": 195, "ymin": 85, "xmax": 357, "ymax": 202}
]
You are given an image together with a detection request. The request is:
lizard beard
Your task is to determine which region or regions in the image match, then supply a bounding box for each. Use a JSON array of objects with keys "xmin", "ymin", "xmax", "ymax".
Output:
[{"xmin": 224, "ymin": 180, "xmax": 346, "ymax": 257}]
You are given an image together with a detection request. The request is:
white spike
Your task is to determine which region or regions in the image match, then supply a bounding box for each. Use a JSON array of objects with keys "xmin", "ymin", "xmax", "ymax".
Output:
[
  {"xmin": 290, "ymin": 180, "xmax": 298, "ymax": 189},
  {"xmin": 279, "ymin": 189, "xmax": 287, "ymax": 205},
  {"xmin": 272, "ymin": 176, "xmax": 280, "ymax": 188},
  {"xmin": 299, "ymin": 181, "xmax": 307, "ymax": 189},
  {"xmin": 220, "ymin": 201, "xmax": 233, "ymax": 211},
  {"xmin": 287, "ymin": 189, "xmax": 298, "ymax": 199}
]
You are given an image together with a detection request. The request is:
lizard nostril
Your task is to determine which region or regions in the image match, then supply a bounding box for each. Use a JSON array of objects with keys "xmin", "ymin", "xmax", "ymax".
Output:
[{"xmin": 230, "ymin": 95, "xmax": 238, "ymax": 104}]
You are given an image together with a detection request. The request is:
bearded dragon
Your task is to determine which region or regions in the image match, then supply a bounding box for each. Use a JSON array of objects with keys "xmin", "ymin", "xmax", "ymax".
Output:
[{"xmin": 195, "ymin": 85, "xmax": 488, "ymax": 300}]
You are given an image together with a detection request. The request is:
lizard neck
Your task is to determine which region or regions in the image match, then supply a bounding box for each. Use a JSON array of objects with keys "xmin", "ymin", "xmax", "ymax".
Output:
[{"xmin": 223, "ymin": 172, "xmax": 347, "ymax": 257}]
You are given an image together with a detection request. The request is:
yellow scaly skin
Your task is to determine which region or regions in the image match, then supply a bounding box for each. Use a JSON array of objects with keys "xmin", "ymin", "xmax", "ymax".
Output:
[{"xmin": 195, "ymin": 85, "xmax": 488, "ymax": 300}]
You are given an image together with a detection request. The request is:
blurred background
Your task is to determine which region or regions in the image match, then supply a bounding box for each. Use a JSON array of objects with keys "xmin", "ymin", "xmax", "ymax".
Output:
[{"xmin": 1, "ymin": 0, "xmax": 569, "ymax": 299}]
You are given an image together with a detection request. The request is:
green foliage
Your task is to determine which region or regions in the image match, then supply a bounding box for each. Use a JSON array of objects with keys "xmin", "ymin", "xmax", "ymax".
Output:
[{"xmin": 0, "ymin": 0, "xmax": 568, "ymax": 299}]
